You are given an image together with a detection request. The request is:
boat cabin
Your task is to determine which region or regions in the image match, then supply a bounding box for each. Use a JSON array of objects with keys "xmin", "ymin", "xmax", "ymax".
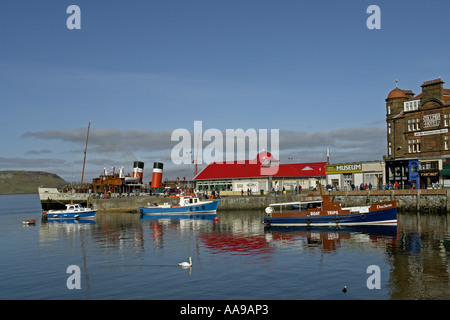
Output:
[{"xmin": 66, "ymin": 203, "xmax": 82, "ymax": 211}]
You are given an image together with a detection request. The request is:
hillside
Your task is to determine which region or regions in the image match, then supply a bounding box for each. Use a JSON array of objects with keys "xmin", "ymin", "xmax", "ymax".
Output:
[{"xmin": 0, "ymin": 171, "xmax": 67, "ymax": 195}]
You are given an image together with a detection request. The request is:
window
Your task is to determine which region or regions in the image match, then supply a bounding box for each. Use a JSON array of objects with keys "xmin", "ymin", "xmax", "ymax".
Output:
[
  {"xmin": 445, "ymin": 114, "xmax": 448, "ymax": 127},
  {"xmin": 388, "ymin": 141, "xmax": 392, "ymax": 156},
  {"xmin": 407, "ymin": 118, "xmax": 421, "ymax": 132},
  {"xmin": 445, "ymin": 136, "xmax": 449, "ymax": 151},
  {"xmin": 388, "ymin": 123, "xmax": 391, "ymax": 135},
  {"xmin": 408, "ymin": 139, "xmax": 421, "ymax": 153},
  {"xmin": 388, "ymin": 105, "xmax": 391, "ymax": 115},
  {"xmin": 403, "ymin": 99, "xmax": 420, "ymax": 112}
]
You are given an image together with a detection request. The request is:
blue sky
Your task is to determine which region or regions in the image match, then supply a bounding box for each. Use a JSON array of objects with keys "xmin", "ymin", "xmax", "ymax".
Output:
[{"xmin": 1, "ymin": 0, "xmax": 450, "ymax": 182}]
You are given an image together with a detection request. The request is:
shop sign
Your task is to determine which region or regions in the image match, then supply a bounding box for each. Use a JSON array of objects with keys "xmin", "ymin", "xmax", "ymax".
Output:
[
  {"xmin": 423, "ymin": 113, "xmax": 440, "ymax": 128},
  {"xmin": 414, "ymin": 128, "xmax": 448, "ymax": 137},
  {"xmin": 326, "ymin": 162, "xmax": 362, "ymax": 174}
]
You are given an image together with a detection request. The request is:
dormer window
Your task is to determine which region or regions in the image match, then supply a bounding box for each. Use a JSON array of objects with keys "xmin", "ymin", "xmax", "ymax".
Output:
[{"xmin": 403, "ymin": 99, "xmax": 420, "ymax": 112}]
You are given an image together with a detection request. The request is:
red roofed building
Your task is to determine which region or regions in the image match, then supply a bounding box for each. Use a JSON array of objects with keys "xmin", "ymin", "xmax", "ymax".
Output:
[{"xmin": 194, "ymin": 151, "xmax": 326, "ymax": 195}]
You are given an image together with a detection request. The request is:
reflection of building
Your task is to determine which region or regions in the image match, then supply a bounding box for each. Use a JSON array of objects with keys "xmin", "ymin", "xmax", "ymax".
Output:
[
  {"xmin": 325, "ymin": 161, "xmax": 385, "ymax": 190},
  {"xmin": 194, "ymin": 151, "xmax": 326, "ymax": 194},
  {"xmin": 385, "ymin": 78, "xmax": 450, "ymax": 188}
]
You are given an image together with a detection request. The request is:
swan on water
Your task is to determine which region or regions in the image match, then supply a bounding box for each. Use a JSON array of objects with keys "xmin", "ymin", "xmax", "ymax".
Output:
[{"xmin": 179, "ymin": 257, "xmax": 192, "ymax": 267}]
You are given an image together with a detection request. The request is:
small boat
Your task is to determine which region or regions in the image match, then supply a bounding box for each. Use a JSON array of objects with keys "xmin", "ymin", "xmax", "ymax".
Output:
[
  {"xmin": 263, "ymin": 195, "xmax": 397, "ymax": 227},
  {"xmin": 44, "ymin": 203, "xmax": 96, "ymax": 220},
  {"xmin": 139, "ymin": 194, "xmax": 219, "ymax": 216},
  {"xmin": 23, "ymin": 219, "xmax": 36, "ymax": 225}
]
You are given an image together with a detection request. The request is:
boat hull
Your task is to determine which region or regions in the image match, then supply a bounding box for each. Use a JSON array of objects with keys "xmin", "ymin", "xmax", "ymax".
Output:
[
  {"xmin": 264, "ymin": 207, "xmax": 397, "ymax": 227},
  {"xmin": 139, "ymin": 200, "xmax": 219, "ymax": 215},
  {"xmin": 45, "ymin": 210, "xmax": 97, "ymax": 220}
]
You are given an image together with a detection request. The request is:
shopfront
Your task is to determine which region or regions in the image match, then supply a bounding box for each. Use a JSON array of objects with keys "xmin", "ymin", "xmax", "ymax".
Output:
[
  {"xmin": 325, "ymin": 162, "xmax": 363, "ymax": 190},
  {"xmin": 419, "ymin": 160, "xmax": 441, "ymax": 189},
  {"xmin": 385, "ymin": 160, "xmax": 409, "ymax": 189}
]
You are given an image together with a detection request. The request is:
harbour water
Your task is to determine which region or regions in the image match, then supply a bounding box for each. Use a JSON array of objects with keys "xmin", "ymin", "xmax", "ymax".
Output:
[{"xmin": 1, "ymin": 194, "xmax": 450, "ymax": 300}]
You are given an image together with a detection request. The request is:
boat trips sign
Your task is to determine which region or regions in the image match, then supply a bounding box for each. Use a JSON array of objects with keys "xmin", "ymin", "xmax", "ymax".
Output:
[{"xmin": 326, "ymin": 162, "xmax": 362, "ymax": 174}]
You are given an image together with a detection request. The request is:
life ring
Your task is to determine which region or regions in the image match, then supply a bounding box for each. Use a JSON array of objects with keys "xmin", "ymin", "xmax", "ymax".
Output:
[
  {"xmin": 202, "ymin": 205, "xmax": 205, "ymax": 209},
  {"xmin": 335, "ymin": 217, "xmax": 340, "ymax": 223},
  {"xmin": 306, "ymin": 218, "xmax": 312, "ymax": 225},
  {"xmin": 190, "ymin": 207, "xmax": 193, "ymax": 211},
  {"xmin": 265, "ymin": 219, "xmax": 271, "ymax": 226},
  {"xmin": 360, "ymin": 214, "xmax": 366, "ymax": 220},
  {"xmin": 196, "ymin": 206, "xmax": 199, "ymax": 211},
  {"xmin": 139, "ymin": 208, "xmax": 143, "ymax": 214}
]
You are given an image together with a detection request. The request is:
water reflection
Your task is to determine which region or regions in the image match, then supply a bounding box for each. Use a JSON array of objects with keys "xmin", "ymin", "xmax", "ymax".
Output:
[
  {"xmin": 265, "ymin": 225, "xmax": 398, "ymax": 254},
  {"xmin": 389, "ymin": 213, "xmax": 450, "ymax": 299},
  {"xmin": 35, "ymin": 210, "xmax": 450, "ymax": 299}
]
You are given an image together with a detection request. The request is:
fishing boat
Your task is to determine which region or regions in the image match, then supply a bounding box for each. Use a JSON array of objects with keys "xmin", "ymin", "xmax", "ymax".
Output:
[
  {"xmin": 138, "ymin": 194, "xmax": 219, "ymax": 216},
  {"xmin": 263, "ymin": 195, "xmax": 397, "ymax": 227},
  {"xmin": 43, "ymin": 203, "xmax": 96, "ymax": 220}
]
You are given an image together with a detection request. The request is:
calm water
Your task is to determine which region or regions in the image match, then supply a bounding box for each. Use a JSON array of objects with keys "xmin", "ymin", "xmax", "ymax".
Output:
[{"xmin": 1, "ymin": 194, "xmax": 450, "ymax": 300}]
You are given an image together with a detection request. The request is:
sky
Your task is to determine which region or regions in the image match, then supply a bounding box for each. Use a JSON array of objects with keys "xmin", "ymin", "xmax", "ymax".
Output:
[{"xmin": 1, "ymin": 0, "xmax": 450, "ymax": 183}]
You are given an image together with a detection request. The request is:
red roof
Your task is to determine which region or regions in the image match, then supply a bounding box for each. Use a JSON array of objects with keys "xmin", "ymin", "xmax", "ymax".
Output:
[
  {"xmin": 194, "ymin": 152, "xmax": 327, "ymax": 180},
  {"xmin": 386, "ymin": 88, "xmax": 407, "ymax": 100}
]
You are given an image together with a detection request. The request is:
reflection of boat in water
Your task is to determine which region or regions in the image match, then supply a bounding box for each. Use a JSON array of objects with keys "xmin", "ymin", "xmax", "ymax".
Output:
[
  {"xmin": 264, "ymin": 224, "xmax": 398, "ymax": 251},
  {"xmin": 45, "ymin": 219, "xmax": 96, "ymax": 225},
  {"xmin": 138, "ymin": 194, "xmax": 219, "ymax": 216},
  {"xmin": 266, "ymin": 224, "xmax": 397, "ymax": 236},
  {"xmin": 264, "ymin": 195, "xmax": 397, "ymax": 227},
  {"xmin": 139, "ymin": 212, "xmax": 218, "ymax": 222}
]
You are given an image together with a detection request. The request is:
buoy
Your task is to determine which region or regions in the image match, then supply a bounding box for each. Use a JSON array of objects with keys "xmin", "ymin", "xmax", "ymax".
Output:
[{"xmin": 214, "ymin": 216, "xmax": 219, "ymax": 222}]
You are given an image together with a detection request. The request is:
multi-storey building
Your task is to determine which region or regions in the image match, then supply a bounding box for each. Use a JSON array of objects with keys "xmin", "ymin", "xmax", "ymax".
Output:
[{"xmin": 385, "ymin": 78, "xmax": 450, "ymax": 188}]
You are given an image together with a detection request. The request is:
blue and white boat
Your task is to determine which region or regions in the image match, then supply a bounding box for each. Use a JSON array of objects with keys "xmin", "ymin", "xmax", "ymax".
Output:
[
  {"xmin": 263, "ymin": 195, "xmax": 397, "ymax": 227},
  {"xmin": 139, "ymin": 194, "xmax": 219, "ymax": 216},
  {"xmin": 44, "ymin": 203, "xmax": 96, "ymax": 220}
]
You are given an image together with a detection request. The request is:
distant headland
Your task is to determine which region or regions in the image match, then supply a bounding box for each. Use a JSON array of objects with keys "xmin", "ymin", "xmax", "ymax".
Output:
[{"xmin": 0, "ymin": 171, "xmax": 66, "ymax": 195}]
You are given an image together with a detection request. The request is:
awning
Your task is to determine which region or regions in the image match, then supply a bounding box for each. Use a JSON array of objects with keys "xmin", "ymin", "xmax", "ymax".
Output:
[
  {"xmin": 440, "ymin": 165, "xmax": 450, "ymax": 176},
  {"xmin": 440, "ymin": 169, "xmax": 450, "ymax": 176}
]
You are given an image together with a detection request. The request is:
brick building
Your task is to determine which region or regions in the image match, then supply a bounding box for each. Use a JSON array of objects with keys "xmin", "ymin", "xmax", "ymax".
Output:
[{"xmin": 385, "ymin": 78, "xmax": 450, "ymax": 188}]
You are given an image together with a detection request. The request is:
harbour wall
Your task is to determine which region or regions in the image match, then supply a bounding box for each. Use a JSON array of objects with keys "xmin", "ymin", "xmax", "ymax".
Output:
[{"xmin": 91, "ymin": 189, "xmax": 450, "ymax": 213}]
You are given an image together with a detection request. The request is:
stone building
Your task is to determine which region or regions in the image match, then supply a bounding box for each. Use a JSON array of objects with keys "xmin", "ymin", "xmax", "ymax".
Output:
[{"xmin": 385, "ymin": 78, "xmax": 450, "ymax": 188}]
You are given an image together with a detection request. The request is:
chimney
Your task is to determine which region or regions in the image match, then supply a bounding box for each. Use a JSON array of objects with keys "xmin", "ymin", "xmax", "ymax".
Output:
[{"xmin": 421, "ymin": 78, "xmax": 444, "ymax": 101}]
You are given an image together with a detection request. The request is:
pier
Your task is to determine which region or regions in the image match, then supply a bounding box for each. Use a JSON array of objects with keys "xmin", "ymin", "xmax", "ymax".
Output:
[{"xmin": 89, "ymin": 189, "xmax": 450, "ymax": 213}]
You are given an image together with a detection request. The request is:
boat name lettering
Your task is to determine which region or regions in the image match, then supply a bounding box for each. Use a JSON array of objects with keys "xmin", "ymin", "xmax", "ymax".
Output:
[
  {"xmin": 327, "ymin": 211, "xmax": 338, "ymax": 215},
  {"xmin": 310, "ymin": 211, "xmax": 320, "ymax": 216},
  {"xmin": 376, "ymin": 203, "xmax": 392, "ymax": 209}
]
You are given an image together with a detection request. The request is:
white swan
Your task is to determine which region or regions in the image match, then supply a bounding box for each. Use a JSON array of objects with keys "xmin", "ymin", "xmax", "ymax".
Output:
[{"xmin": 179, "ymin": 257, "xmax": 192, "ymax": 267}]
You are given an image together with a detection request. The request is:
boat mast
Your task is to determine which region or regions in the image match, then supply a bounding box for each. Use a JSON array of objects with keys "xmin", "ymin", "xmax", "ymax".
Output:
[{"xmin": 81, "ymin": 120, "xmax": 92, "ymax": 188}]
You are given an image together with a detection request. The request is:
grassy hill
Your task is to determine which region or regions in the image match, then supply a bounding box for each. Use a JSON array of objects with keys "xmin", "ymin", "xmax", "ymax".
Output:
[{"xmin": 0, "ymin": 171, "xmax": 67, "ymax": 195}]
